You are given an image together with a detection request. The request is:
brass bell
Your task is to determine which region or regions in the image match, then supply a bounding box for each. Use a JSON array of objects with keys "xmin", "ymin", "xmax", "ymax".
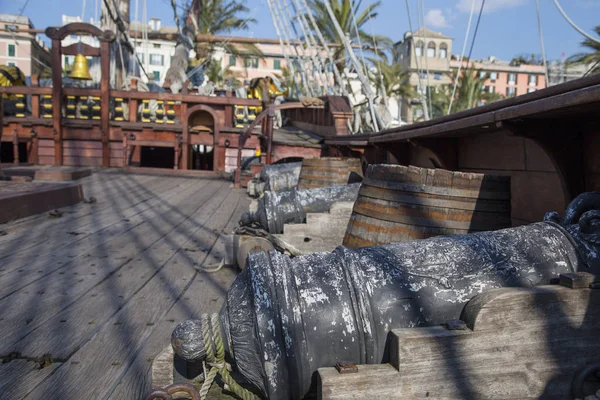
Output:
[{"xmin": 69, "ymin": 54, "xmax": 92, "ymax": 80}]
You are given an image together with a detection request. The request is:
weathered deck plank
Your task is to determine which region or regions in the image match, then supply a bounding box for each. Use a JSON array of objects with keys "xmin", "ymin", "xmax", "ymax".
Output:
[
  {"xmin": 22, "ymin": 182, "xmax": 240, "ymax": 399},
  {"xmin": 0, "ymin": 173, "xmax": 250, "ymax": 400},
  {"xmin": 0, "ymin": 359, "xmax": 62, "ymax": 399},
  {"xmin": 0, "ymin": 173, "xmax": 173, "ymax": 265},
  {"xmin": 0, "ymin": 179, "xmax": 220, "ymax": 355},
  {"xmin": 0, "ymin": 176, "xmax": 199, "ymax": 300},
  {"xmin": 108, "ymin": 190, "xmax": 249, "ymax": 399}
]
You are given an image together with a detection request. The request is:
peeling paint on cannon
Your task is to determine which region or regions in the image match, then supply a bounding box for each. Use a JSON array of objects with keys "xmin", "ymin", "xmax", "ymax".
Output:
[
  {"xmin": 260, "ymin": 162, "xmax": 302, "ymax": 193},
  {"xmin": 174, "ymin": 193, "xmax": 600, "ymax": 399},
  {"xmin": 240, "ymin": 183, "xmax": 361, "ymax": 234}
]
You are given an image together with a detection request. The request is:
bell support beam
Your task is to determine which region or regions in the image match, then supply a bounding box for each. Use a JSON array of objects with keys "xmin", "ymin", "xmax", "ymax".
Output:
[{"xmin": 45, "ymin": 23, "xmax": 115, "ymax": 167}]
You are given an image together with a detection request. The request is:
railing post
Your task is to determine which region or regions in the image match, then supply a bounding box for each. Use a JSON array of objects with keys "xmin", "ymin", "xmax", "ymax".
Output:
[
  {"xmin": 100, "ymin": 39, "xmax": 111, "ymax": 167},
  {"xmin": 180, "ymin": 102, "xmax": 188, "ymax": 170},
  {"xmin": 174, "ymin": 134, "xmax": 180, "ymax": 170},
  {"xmin": 31, "ymin": 75, "xmax": 40, "ymax": 119},
  {"xmin": 129, "ymin": 79, "xmax": 138, "ymax": 122},
  {"xmin": 266, "ymin": 106, "xmax": 274, "ymax": 165},
  {"xmin": 12, "ymin": 129, "xmax": 19, "ymax": 165},
  {"xmin": 51, "ymin": 37, "xmax": 63, "ymax": 165}
]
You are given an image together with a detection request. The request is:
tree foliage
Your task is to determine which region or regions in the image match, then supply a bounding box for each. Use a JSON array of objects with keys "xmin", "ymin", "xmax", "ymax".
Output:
[
  {"xmin": 308, "ymin": 0, "xmax": 391, "ymax": 75},
  {"xmin": 567, "ymin": 25, "xmax": 600, "ymax": 75}
]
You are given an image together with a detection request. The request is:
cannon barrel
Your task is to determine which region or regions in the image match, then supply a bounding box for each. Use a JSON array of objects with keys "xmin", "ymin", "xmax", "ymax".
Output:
[
  {"xmin": 176, "ymin": 193, "xmax": 600, "ymax": 399},
  {"xmin": 240, "ymin": 183, "xmax": 361, "ymax": 234},
  {"xmin": 259, "ymin": 162, "xmax": 302, "ymax": 192}
]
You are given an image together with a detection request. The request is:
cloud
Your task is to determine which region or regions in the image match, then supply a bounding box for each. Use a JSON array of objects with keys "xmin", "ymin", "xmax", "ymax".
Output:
[
  {"xmin": 425, "ymin": 9, "xmax": 450, "ymax": 29},
  {"xmin": 456, "ymin": 0, "xmax": 527, "ymax": 14}
]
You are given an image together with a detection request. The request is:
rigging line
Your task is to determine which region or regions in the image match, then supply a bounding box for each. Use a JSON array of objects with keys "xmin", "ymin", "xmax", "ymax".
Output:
[
  {"xmin": 300, "ymin": 0, "xmax": 349, "ymax": 97},
  {"xmin": 291, "ymin": 0, "xmax": 332, "ymax": 93},
  {"xmin": 448, "ymin": 0, "xmax": 477, "ymax": 115},
  {"xmin": 553, "ymin": 0, "xmax": 600, "ymax": 45},
  {"xmin": 95, "ymin": 0, "xmax": 99, "ymax": 24},
  {"xmin": 274, "ymin": 0, "xmax": 313, "ymax": 96},
  {"xmin": 404, "ymin": 0, "xmax": 428, "ymax": 121},
  {"xmin": 535, "ymin": 0, "xmax": 549, "ymax": 88},
  {"xmin": 367, "ymin": 11, "xmax": 385, "ymax": 102},
  {"xmin": 350, "ymin": 1, "xmax": 368, "ymax": 74},
  {"xmin": 583, "ymin": 59, "xmax": 600, "ymax": 77},
  {"xmin": 265, "ymin": 0, "xmax": 305, "ymax": 95},
  {"xmin": 265, "ymin": 0, "xmax": 300, "ymax": 96},
  {"xmin": 287, "ymin": 0, "xmax": 326, "ymax": 93},
  {"xmin": 419, "ymin": 0, "xmax": 432, "ymax": 120},
  {"xmin": 18, "ymin": 0, "xmax": 32, "ymax": 16},
  {"xmin": 466, "ymin": 0, "xmax": 485, "ymax": 62},
  {"xmin": 103, "ymin": 0, "xmax": 150, "ymax": 79},
  {"xmin": 82, "ymin": 0, "xmax": 87, "ymax": 21},
  {"xmin": 281, "ymin": 0, "xmax": 319, "ymax": 95}
]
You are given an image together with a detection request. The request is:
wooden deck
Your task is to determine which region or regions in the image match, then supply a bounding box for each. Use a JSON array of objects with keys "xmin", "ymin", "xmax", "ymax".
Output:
[{"xmin": 0, "ymin": 170, "xmax": 249, "ymax": 399}]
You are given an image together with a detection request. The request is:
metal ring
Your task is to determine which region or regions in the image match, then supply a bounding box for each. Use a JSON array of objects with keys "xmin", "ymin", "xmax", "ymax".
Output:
[{"xmin": 572, "ymin": 362, "xmax": 600, "ymax": 399}]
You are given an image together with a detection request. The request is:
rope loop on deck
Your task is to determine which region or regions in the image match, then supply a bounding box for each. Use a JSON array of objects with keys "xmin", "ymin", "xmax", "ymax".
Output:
[{"xmin": 197, "ymin": 313, "xmax": 260, "ymax": 400}]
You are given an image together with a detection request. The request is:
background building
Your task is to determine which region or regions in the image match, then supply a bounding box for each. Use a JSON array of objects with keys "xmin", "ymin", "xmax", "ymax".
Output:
[
  {"xmin": 547, "ymin": 59, "xmax": 590, "ymax": 86},
  {"xmin": 0, "ymin": 14, "xmax": 51, "ymax": 77}
]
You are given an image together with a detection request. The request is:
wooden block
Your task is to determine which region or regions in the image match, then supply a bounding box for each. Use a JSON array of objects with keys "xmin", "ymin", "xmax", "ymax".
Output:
[
  {"xmin": 319, "ymin": 364, "xmax": 400, "ymax": 400},
  {"xmin": 335, "ymin": 361, "xmax": 358, "ymax": 374},
  {"xmin": 559, "ymin": 272, "xmax": 597, "ymax": 289}
]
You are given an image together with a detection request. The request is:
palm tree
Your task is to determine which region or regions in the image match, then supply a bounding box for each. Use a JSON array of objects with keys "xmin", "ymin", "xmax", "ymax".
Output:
[
  {"xmin": 164, "ymin": 0, "xmax": 262, "ymax": 92},
  {"xmin": 428, "ymin": 85, "xmax": 451, "ymax": 119},
  {"xmin": 567, "ymin": 25, "xmax": 600, "ymax": 75},
  {"xmin": 204, "ymin": 58, "xmax": 242, "ymax": 89},
  {"xmin": 308, "ymin": 0, "xmax": 391, "ymax": 79},
  {"xmin": 451, "ymin": 66, "xmax": 487, "ymax": 113}
]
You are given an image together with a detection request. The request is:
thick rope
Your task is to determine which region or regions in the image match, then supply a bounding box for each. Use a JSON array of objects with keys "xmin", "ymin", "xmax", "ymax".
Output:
[{"xmin": 197, "ymin": 313, "xmax": 259, "ymax": 400}]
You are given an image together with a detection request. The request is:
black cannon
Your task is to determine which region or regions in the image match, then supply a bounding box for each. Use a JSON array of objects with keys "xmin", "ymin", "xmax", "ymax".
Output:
[
  {"xmin": 175, "ymin": 193, "xmax": 600, "ymax": 399},
  {"xmin": 240, "ymin": 183, "xmax": 361, "ymax": 234}
]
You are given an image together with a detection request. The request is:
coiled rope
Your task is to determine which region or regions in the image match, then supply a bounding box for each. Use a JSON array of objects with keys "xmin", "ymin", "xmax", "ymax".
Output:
[{"xmin": 195, "ymin": 313, "xmax": 259, "ymax": 400}]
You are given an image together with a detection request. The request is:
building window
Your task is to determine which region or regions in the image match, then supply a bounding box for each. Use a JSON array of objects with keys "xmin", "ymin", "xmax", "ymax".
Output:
[
  {"xmin": 229, "ymin": 55, "xmax": 236, "ymax": 66},
  {"xmin": 490, "ymin": 72, "xmax": 497, "ymax": 82},
  {"xmin": 489, "ymin": 85, "xmax": 494, "ymax": 93},
  {"xmin": 479, "ymin": 71, "xmax": 487, "ymax": 79},
  {"xmin": 149, "ymin": 54, "xmax": 164, "ymax": 66},
  {"xmin": 152, "ymin": 71, "xmax": 160, "ymax": 81},
  {"xmin": 244, "ymin": 57, "xmax": 259, "ymax": 68},
  {"xmin": 439, "ymin": 43, "xmax": 447, "ymax": 58},
  {"xmin": 8, "ymin": 44, "xmax": 16, "ymax": 57},
  {"xmin": 418, "ymin": 72, "xmax": 428, "ymax": 79},
  {"xmin": 274, "ymin": 59, "xmax": 281, "ymax": 70},
  {"xmin": 4, "ymin": 24, "xmax": 18, "ymax": 32},
  {"xmin": 153, "ymin": 43, "xmax": 161, "ymax": 48},
  {"xmin": 527, "ymin": 88, "xmax": 536, "ymax": 93},
  {"xmin": 434, "ymin": 72, "xmax": 441, "ymax": 80},
  {"xmin": 507, "ymin": 73, "xmax": 517, "ymax": 85},
  {"xmin": 506, "ymin": 87, "xmax": 516, "ymax": 97},
  {"xmin": 415, "ymin": 41, "xmax": 424, "ymax": 57},
  {"xmin": 528, "ymin": 74, "xmax": 537, "ymax": 86},
  {"xmin": 8, "ymin": 62, "xmax": 15, "ymax": 67},
  {"xmin": 427, "ymin": 42, "xmax": 435, "ymax": 58},
  {"xmin": 136, "ymin": 53, "xmax": 145, "ymax": 64}
]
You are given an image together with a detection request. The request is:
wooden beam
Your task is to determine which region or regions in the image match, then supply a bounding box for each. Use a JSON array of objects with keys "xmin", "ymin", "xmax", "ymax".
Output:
[
  {"xmin": 61, "ymin": 42, "xmax": 101, "ymax": 57},
  {"xmin": 110, "ymin": 90, "xmax": 263, "ymax": 106}
]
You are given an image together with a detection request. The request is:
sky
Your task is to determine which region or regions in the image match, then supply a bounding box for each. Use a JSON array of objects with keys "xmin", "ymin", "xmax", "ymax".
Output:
[{"xmin": 1, "ymin": 0, "xmax": 599, "ymax": 62}]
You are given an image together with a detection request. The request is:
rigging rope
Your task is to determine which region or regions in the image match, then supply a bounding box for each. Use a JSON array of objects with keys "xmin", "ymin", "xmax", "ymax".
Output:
[
  {"xmin": 404, "ymin": 0, "xmax": 429, "ymax": 121},
  {"xmin": 266, "ymin": 0, "xmax": 310, "ymax": 96},
  {"xmin": 448, "ymin": 0, "xmax": 477, "ymax": 115},
  {"xmin": 466, "ymin": 0, "xmax": 485, "ymax": 63},
  {"xmin": 419, "ymin": 0, "xmax": 432, "ymax": 119},
  {"xmin": 273, "ymin": 0, "xmax": 314, "ymax": 96},
  {"xmin": 278, "ymin": 0, "xmax": 318, "ymax": 95},
  {"xmin": 300, "ymin": 0, "xmax": 348, "ymax": 97},
  {"xmin": 535, "ymin": 0, "xmax": 549, "ymax": 87},
  {"xmin": 553, "ymin": 0, "xmax": 600, "ymax": 45},
  {"xmin": 81, "ymin": 0, "xmax": 87, "ymax": 22},
  {"xmin": 291, "ymin": 0, "xmax": 332, "ymax": 94}
]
